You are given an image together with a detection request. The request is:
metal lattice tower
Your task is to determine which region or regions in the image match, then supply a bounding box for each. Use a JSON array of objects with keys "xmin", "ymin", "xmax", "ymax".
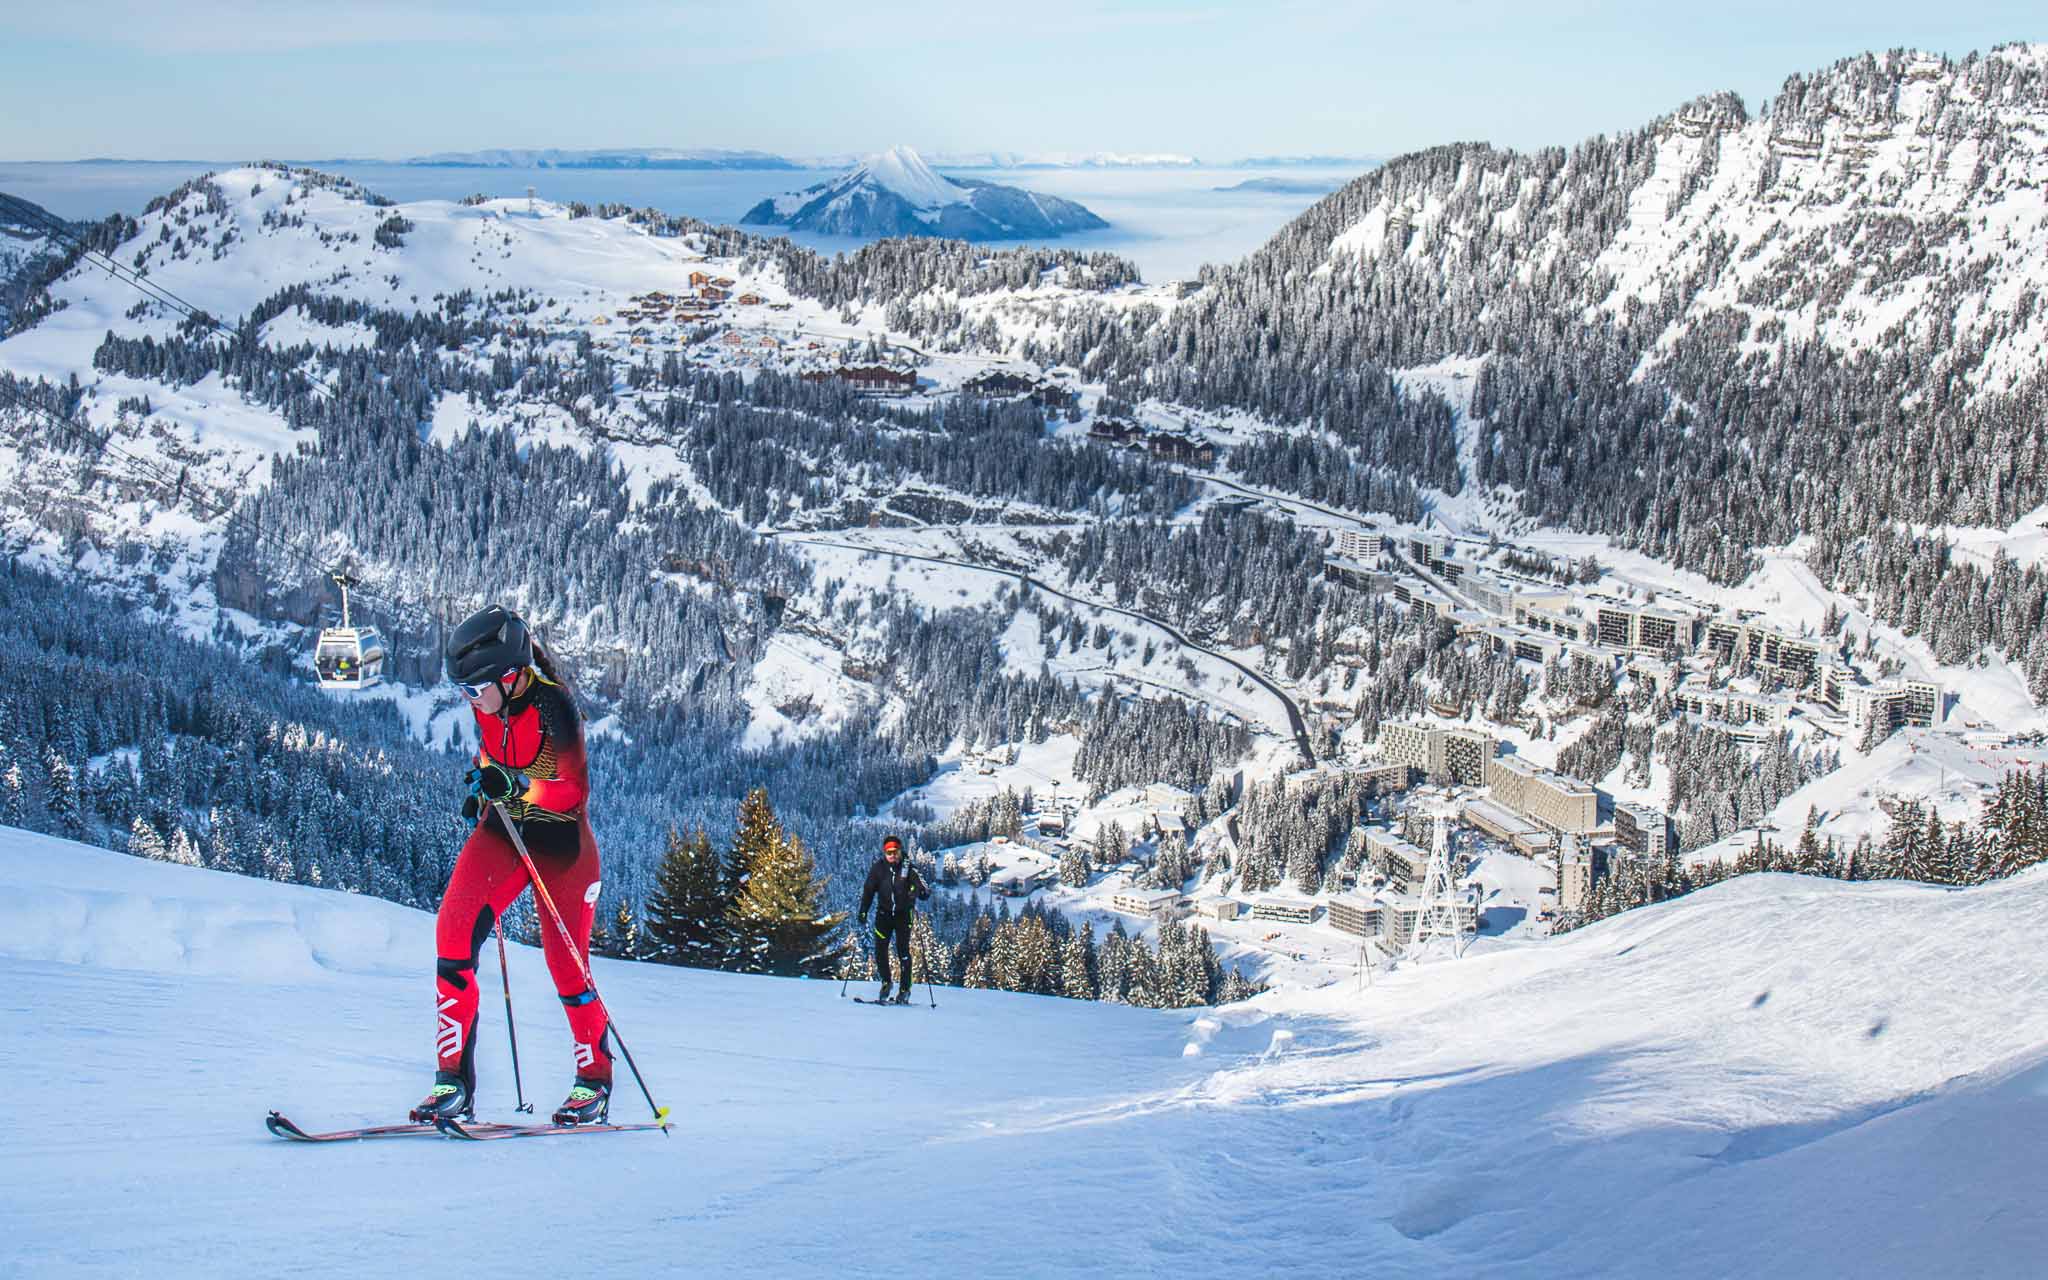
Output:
[{"xmin": 1407, "ymin": 806, "xmax": 1469, "ymax": 959}]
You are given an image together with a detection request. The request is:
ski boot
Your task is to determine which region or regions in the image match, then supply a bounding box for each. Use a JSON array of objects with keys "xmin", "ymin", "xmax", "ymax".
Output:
[
  {"xmin": 875, "ymin": 981, "xmax": 892, "ymax": 1003},
  {"xmin": 409, "ymin": 1069, "xmax": 473, "ymax": 1123},
  {"xmin": 553, "ymin": 1077, "xmax": 611, "ymax": 1126},
  {"xmin": 893, "ymin": 980, "xmax": 913, "ymax": 1006}
]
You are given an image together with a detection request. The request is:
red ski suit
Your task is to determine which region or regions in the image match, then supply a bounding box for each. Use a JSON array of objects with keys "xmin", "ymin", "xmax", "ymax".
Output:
[{"xmin": 435, "ymin": 672, "xmax": 612, "ymax": 1085}]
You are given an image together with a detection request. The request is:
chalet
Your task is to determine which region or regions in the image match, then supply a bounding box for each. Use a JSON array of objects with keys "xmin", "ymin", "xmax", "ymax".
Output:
[
  {"xmin": 736, "ymin": 293, "xmax": 764, "ymax": 306},
  {"xmin": 1031, "ymin": 383, "xmax": 1076, "ymax": 412},
  {"xmin": 688, "ymin": 271, "xmax": 711, "ymax": 286},
  {"xmin": 700, "ymin": 287, "xmax": 731, "ymax": 303},
  {"xmin": 1146, "ymin": 432, "xmax": 1217, "ymax": 467},
  {"xmin": 722, "ymin": 331, "xmax": 748, "ymax": 346},
  {"xmin": 759, "ymin": 336, "xmax": 780, "ymax": 349},
  {"xmin": 712, "ymin": 276, "xmax": 736, "ymax": 287},
  {"xmin": 964, "ymin": 369, "xmax": 1039, "ymax": 398},
  {"xmin": 834, "ymin": 365, "xmax": 918, "ymax": 395},
  {"xmin": 1088, "ymin": 419, "xmax": 1141, "ymax": 445},
  {"xmin": 642, "ymin": 291, "xmax": 671, "ymax": 303}
]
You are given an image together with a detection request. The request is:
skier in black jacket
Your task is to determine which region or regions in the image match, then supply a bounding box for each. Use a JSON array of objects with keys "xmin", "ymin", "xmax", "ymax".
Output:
[{"xmin": 857, "ymin": 834, "xmax": 930, "ymax": 1003}]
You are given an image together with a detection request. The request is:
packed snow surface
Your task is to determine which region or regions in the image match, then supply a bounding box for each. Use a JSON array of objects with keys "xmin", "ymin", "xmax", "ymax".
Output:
[{"xmin": 5, "ymin": 829, "xmax": 2046, "ymax": 1277}]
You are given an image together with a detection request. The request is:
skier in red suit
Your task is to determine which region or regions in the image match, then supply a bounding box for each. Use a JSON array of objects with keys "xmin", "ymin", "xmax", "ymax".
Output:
[{"xmin": 411, "ymin": 606, "xmax": 613, "ymax": 1126}]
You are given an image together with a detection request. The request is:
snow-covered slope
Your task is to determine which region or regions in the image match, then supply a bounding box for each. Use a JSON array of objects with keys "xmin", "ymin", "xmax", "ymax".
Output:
[
  {"xmin": 0, "ymin": 194, "xmax": 70, "ymax": 330},
  {"xmin": 742, "ymin": 146, "xmax": 1109, "ymax": 240},
  {"xmin": 1311, "ymin": 44, "xmax": 2048, "ymax": 393},
  {"xmin": 8, "ymin": 827, "xmax": 2045, "ymax": 1276}
]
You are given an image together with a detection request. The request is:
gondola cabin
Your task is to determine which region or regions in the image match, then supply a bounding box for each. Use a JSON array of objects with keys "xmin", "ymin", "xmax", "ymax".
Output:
[
  {"xmin": 314, "ymin": 573, "xmax": 386, "ymax": 691},
  {"xmin": 315, "ymin": 624, "xmax": 386, "ymax": 690}
]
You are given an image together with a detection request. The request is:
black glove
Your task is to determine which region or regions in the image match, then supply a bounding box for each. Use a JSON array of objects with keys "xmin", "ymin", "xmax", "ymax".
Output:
[{"xmin": 460, "ymin": 764, "xmax": 527, "ymax": 821}]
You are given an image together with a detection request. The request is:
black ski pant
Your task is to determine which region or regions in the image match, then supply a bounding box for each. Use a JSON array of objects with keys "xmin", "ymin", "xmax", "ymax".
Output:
[{"xmin": 873, "ymin": 912, "xmax": 913, "ymax": 989}]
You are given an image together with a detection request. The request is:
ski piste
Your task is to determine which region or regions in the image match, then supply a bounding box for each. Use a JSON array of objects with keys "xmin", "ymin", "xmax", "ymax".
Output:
[{"xmin": 433, "ymin": 1115, "xmax": 670, "ymax": 1141}]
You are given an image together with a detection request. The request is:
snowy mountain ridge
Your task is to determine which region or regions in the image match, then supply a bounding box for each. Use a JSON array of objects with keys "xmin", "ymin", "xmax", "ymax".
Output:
[
  {"xmin": 742, "ymin": 146, "xmax": 1110, "ymax": 240},
  {"xmin": 1307, "ymin": 44, "xmax": 2048, "ymax": 393}
]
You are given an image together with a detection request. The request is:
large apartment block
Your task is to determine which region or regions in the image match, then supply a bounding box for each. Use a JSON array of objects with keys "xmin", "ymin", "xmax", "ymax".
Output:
[
  {"xmin": 1407, "ymin": 535, "xmax": 1464, "ymax": 582},
  {"xmin": 1376, "ymin": 722, "xmax": 1496, "ymax": 786},
  {"xmin": 1364, "ymin": 827, "xmax": 1431, "ymax": 893},
  {"xmin": 1589, "ymin": 597, "xmax": 1700, "ymax": 654},
  {"xmin": 1613, "ymin": 802, "xmax": 1672, "ymax": 862},
  {"xmin": 1558, "ymin": 835, "xmax": 1593, "ymax": 912},
  {"xmin": 1485, "ymin": 754, "xmax": 1599, "ymax": 834},
  {"xmin": 1703, "ymin": 616, "xmax": 1826, "ymax": 680},
  {"xmin": 1335, "ymin": 529, "xmax": 1383, "ymax": 562},
  {"xmin": 1514, "ymin": 601, "xmax": 1597, "ymax": 646},
  {"xmin": 1672, "ymin": 682, "xmax": 1791, "ymax": 741},
  {"xmin": 1817, "ymin": 662, "xmax": 1941, "ymax": 731}
]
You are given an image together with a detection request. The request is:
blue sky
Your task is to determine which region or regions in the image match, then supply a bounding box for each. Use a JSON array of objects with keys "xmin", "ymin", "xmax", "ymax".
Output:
[{"xmin": 0, "ymin": 1, "xmax": 2040, "ymax": 161}]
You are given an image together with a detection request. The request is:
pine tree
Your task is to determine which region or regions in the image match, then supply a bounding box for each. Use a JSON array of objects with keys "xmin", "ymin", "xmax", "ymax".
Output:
[
  {"xmin": 1060, "ymin": 923, "xmax": 1098, "ymax": 1000},
  {"xmin": 1059, "ymin": 839, "xmax": 1089, "ymax": 888},
  {"xmin": 726, "ymin": 791, "xmax": 845, "ymax": 977},
  {"xmin": 0, "ymin": 761, "xmax": 26, "ymax": 828},
  {"xmin": 167, "ymin": 825, "xmax": 201, "ymax": 868},
  {"xmin": 128, "ymin": 815, "xmax": 167, "ymax": 861},
  {"xmin": 645, "ymin": 826, "xmax": 729, "ymax": 968},
  {"xmin": 43, "ymin": 749, "xmax": 83, "ymax": 839}
]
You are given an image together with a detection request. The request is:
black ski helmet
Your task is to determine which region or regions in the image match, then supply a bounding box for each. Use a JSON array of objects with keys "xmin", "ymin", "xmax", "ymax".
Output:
[{"xmin": 445, "ymin": 605, "xmax": 532, "ymax": 686}]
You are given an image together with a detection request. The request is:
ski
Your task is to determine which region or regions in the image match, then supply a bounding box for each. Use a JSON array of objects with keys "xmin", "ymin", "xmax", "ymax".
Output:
[
  {"xmin": 265, "ymin": 1111, "xmax": 517, "ymax": 1142},
  {"xmin": 432, "ymin": 1116, "xmax": 670, "ymax": 1141},
  {"xmin": 850, "ymin": 997, "xmax": 924, "ymax": 1006}
]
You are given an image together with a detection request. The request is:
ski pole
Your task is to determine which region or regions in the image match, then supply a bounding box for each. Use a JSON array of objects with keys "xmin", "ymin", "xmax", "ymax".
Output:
[
  {"xmin": 915, "ymin": 910, "xmax": 936, "ymax": 1008},
  {"xmin": 490, "ymin": 803, "xmax": 670, "ymax": 1132},
  {"xmin": 493, "ymin": 916, "xmax": 534, "ymax": 1113},
  {"xmin": 839, "ymin": 923, "xmax": 866, "ymax": 998}
]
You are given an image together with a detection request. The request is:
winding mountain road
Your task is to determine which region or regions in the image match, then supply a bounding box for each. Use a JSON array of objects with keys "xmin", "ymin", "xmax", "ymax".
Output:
[{"xmin": 779, "ymin": 534, "xmax": 1317, "ymax": 765}]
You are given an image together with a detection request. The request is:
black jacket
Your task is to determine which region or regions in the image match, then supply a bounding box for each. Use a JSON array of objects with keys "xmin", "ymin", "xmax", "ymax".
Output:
[{"xmin": 859, "ymin": 856, "xmax": 929, "ymax": 922}]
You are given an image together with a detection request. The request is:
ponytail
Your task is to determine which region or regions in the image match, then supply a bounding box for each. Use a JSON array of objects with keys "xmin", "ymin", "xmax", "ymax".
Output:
[{"xmin": 528, "ymin": 635, "xmax": 584, "ymax": 721}]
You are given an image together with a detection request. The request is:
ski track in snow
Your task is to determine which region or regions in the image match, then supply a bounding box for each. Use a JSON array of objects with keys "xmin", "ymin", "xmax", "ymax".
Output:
[{"xmin": 5, "ymin": 831, "xmax": 2048, "ymax": 1277}]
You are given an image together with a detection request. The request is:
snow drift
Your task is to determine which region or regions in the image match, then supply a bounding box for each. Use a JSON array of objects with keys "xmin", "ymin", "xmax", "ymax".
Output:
[{"xmin": 4, "ymin": 827, "xmax": 2045, "ymax": 1277}]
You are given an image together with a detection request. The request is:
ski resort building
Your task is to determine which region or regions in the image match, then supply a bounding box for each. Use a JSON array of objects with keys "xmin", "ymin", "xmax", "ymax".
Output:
[
  {"xmin": 1558, "ymin": 835, "xmax": 1593, "ymax": 912},
  {"xmin": 1390, "ymin": 577, "xmax": 1459, "ymax": 620},
  {"xmin": 1110, "ymin": 888, "xmax": 1185, "ymax": 922},
  {"xmin": 1325, "ymin": 893, "xmax": 1379, "ymax": 939},
  {"xmin": 1461, "ymin": 798, "xmax": 1556, "ymax": 856},
  {"xmin": 1365, "ymin": 827, "xmax": 1431, "ymax": 893},
  {"xmin": 1817, "ymin": 662, "xmax": 1942, "ymax": 732},
  {"xmin": 1251, "ymin": 898, "xmax": 1316, "ymax": 924},
  {"xmin": 1702, "ymin": 616, "xmax": 1827, "ymax": 681},
  {"xmin": 1324, "ymin": 556, "xmax": 1391, "ymax": 594},
  {"xmin": 1485, "ymin": 755, "xmax": 1599, "ymax": 835},
  {"xmin": 1514, "ymin": 600, "xmax": 1597, "ymax": 645},
  {"xmin": 1374, "ymin": 888, "xmax": 1478, "ymax": 948},
  {"xmin": 1335, "ymin": 529, "xmax": 1383, "ymax": 562},
  {"xmin": 1406, "ymin": 535, "xmax": 1464, "ymax": 581},
  {"xmin": 1376, "ymin": 722, "xmax": 1496, "ymax": 786},
  {"xmin": 1613, "ymin": 802, "xmax": 1672, "ymax": 863},
  {"xmin": 1588, "ymin": 597, "xmax": 1700, "ymax": 654},
  {"xmin": 1672, "ymin": 682, "xmax": 1792, "ymax": 741}
]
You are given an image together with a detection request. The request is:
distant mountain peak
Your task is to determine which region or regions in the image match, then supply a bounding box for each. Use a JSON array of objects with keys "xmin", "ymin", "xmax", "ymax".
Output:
[{"xmin": 741, "ymin": 148, "xmax": 1108, "ymax": 242}]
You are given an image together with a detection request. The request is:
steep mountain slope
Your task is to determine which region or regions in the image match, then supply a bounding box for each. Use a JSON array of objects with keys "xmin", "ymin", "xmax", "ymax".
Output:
[
  {"xmin": 0, "ymin": 194, "xmax": 73, "ymax": 331},
  {"xmin": 1068, "ymin": 45, "xmax": 2048, "ymax": 587},
  {"xmin": 7, "ymin": 829, "xmax": 2045, "ymax": 1276},
  {"xmin": 743, "ymin": 146, "xmax": 1109, "ymax": 240}
]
